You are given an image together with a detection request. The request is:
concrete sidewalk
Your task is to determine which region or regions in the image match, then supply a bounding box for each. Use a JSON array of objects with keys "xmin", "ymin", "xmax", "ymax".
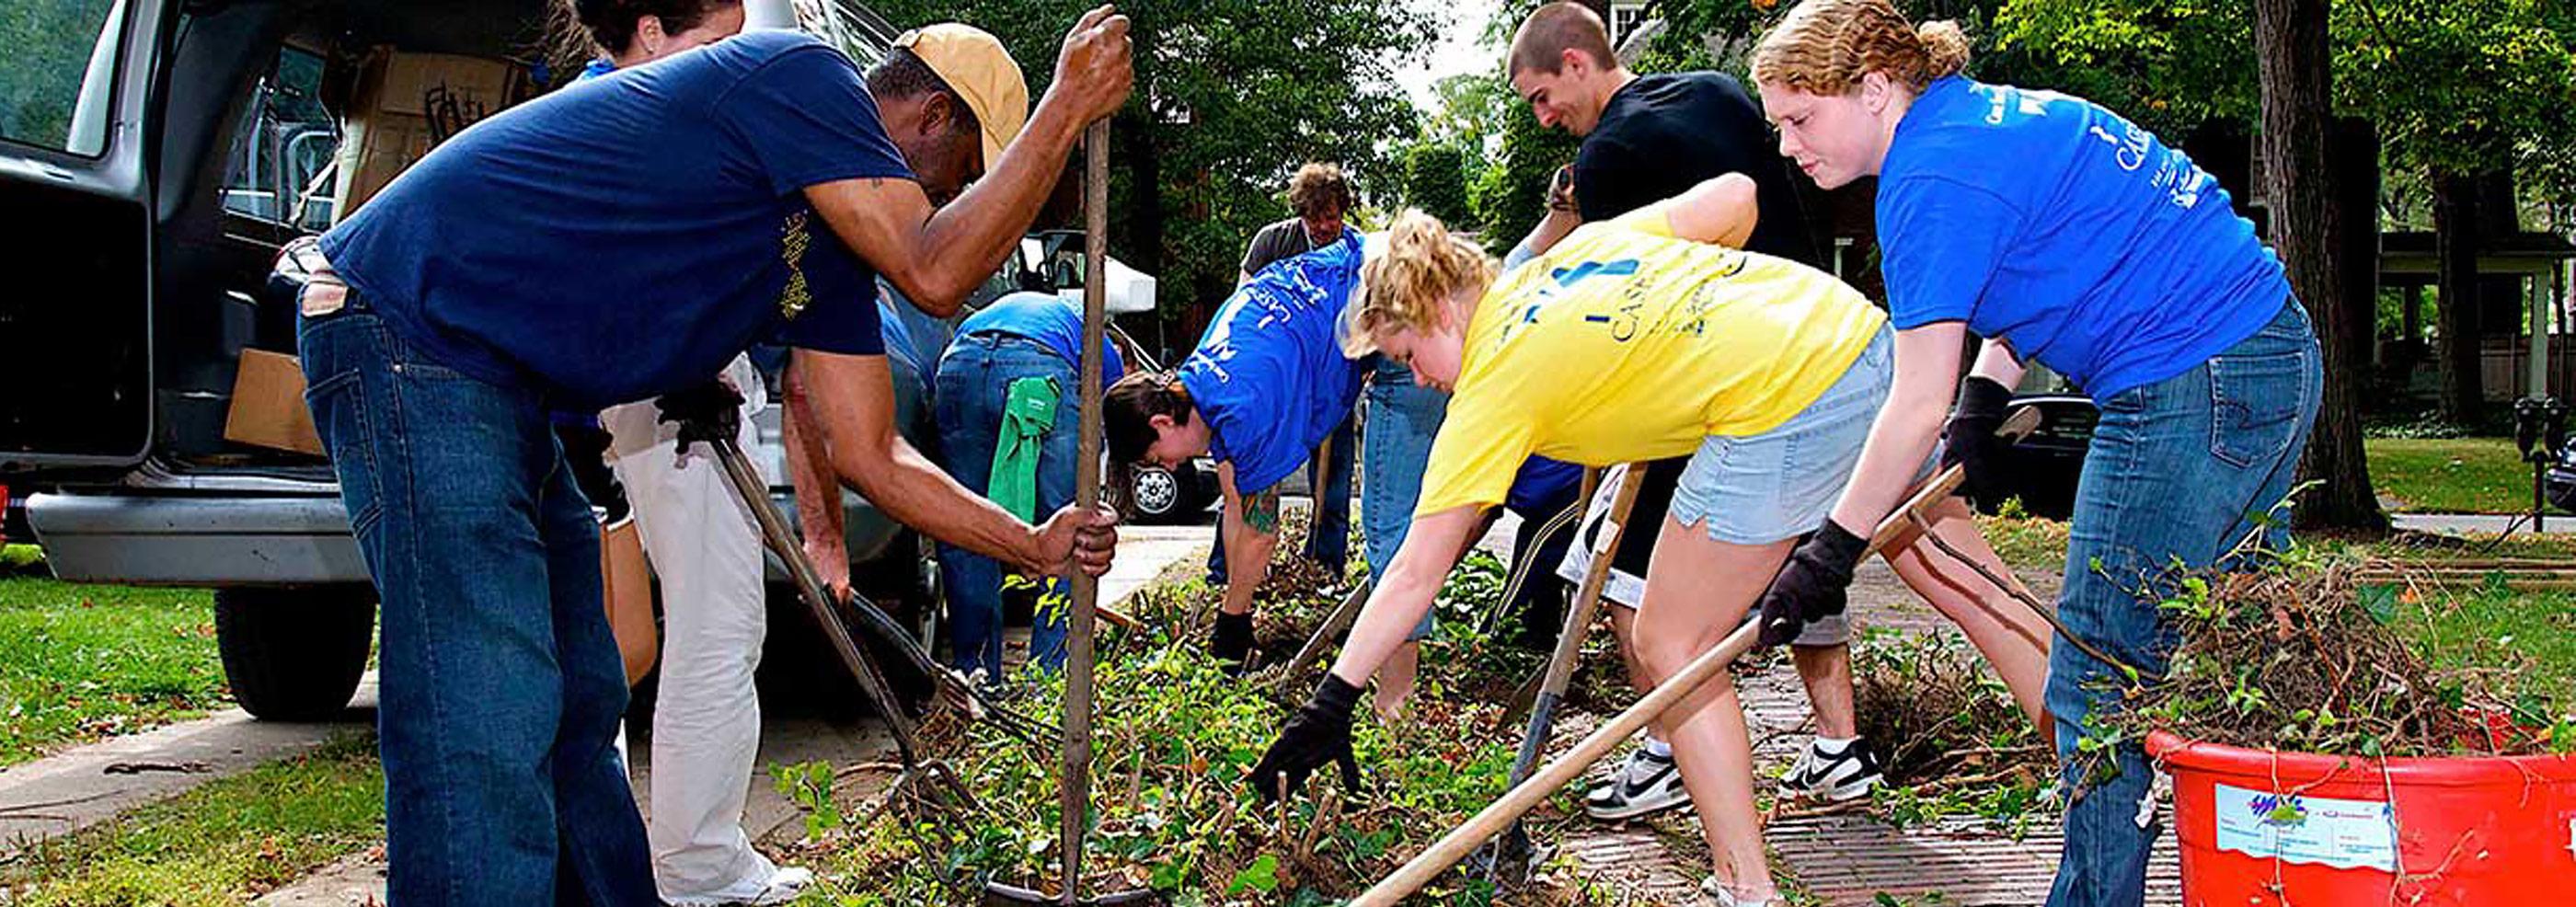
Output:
[
  {"xmin": 2391, "ymin": 511, "xmax": 2576, "ymax": 534},
  {"xmin": 0, "ymin": 679, "xmax": 377, "ymax": 861}
]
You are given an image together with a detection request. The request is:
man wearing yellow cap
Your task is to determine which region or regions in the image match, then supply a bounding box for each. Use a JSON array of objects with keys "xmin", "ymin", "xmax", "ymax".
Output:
[
  {"xmin": 293, "ymin": 7, "xmax": 1133, "ymax": 904},
  {"xmin": 597, "ymin": 21, "xmax": 1052, "ymax": 907}
]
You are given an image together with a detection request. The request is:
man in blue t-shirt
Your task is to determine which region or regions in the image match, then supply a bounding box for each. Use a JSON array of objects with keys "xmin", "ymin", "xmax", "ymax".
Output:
[
  {"xmin": 293, "ymin": 12, "xmax": 1133, "ymax": 904},
  {"xmin": 1102, "ymin": 233, "xmax": 1369, "ymax": 674}
]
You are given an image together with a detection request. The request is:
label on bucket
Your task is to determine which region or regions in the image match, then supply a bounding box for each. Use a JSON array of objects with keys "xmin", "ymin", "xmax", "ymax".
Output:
[{"xmin": 2212, "ymin": 784, "xmax": 2398, "ymax": 871}]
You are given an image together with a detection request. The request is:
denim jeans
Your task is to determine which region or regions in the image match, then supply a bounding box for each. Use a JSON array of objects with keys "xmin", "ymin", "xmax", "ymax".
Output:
[
  {"xmin": 1207, "ymin": 393, "xmax": 1358, "ymax": 582},
  {"xmin": 300, "ymin": 296, "xmax": 655, "ymax": 905},
  {"xmin": 2046, "ymin": 301, "xmax": 2321, "ymax": 907},
  {"xmin": 1360, "ymin": 360, "xmax": 1445, "ymax": 638},
  {"xmin": 933, "ymin": 333, "xmax": 1075, "ymax": 677}
]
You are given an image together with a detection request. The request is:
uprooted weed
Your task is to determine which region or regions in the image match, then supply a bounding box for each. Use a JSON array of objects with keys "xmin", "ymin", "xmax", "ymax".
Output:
[
  {"xmin": 2101, "ymin": 547, "xmax": 2573, "ymax": 763},
  {"xmin": 1845, "ymin": 629, "xmax": 2055, "ymax": 832},
  {"xmin": 799, "ymin": 519, "xmax": 1617, "ymax": 904}
]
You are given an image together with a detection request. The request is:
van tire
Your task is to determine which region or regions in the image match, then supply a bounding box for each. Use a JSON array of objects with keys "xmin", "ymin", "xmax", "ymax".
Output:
[{"xmin": 214, "ymin": 587, "xmax": 374, "ymax": 721}]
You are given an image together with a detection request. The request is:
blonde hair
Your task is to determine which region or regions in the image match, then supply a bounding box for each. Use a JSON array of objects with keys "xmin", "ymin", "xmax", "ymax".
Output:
[
  {"xmin": 1343, "ymin": 210, "xmax": 1494, "ymax": 358},
  {"xmin": 1750, "ymin": 0, "xmax": 1970, "ymax": 96}
]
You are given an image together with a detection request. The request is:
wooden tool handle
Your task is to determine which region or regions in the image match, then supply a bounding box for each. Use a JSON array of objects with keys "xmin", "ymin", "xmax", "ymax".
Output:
[{"xmin": 1055, "ymin": 119, "xmax": 1111, "ymax": 906}]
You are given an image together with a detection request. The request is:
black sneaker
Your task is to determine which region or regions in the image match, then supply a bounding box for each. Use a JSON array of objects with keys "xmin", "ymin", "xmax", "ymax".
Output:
[
  {"xmin": 1583, "ymin": 747, "xmax": 1693, "ymax": 820},
  {"xmin": 1776, "ymin": 736, "xmax": 1884, "ymax": 802}
]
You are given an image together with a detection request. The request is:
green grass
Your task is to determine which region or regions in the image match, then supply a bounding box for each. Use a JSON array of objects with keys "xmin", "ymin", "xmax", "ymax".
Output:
[
  {"xmin": 2365, "ymin": 436, "xmax": 2536, "ymax": 514},
  {"xmin": 0, "ymin": 572, "xmax": 229, "ymax": 766},
  {"xmin": 1, "ymin": 733, "xmax": 385, "ymax": 905},
  {"xmin": 2407, "ymin": 588, "xmax": 2576, "ymax": 704}
]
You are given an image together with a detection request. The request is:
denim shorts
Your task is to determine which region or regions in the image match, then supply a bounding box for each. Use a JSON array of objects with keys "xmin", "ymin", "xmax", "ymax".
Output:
[{"xmin": 1672, "ymin": 325, "xmax": 1894, "ymax": 545}]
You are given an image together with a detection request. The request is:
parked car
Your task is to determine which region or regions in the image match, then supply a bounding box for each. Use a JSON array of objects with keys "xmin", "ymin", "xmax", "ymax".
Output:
[{"xmin": 0, "ymin": 0, "xmax": 983, "ymax": 721}]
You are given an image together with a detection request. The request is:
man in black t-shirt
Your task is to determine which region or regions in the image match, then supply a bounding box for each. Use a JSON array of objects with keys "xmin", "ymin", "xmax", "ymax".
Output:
[{"xmin": 1501, "ymin": 1, "xmax": 1882, "ymax": 830}]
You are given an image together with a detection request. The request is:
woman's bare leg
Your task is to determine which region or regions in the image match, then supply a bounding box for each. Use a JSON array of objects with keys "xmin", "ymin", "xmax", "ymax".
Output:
[
  {"xmin": 1631, "ymin": 515, "xmax": 1795, "ymax": 901},
  {"xmin": 1882, "ymin": 496, "xmax": 2054, "ymax": 734}
]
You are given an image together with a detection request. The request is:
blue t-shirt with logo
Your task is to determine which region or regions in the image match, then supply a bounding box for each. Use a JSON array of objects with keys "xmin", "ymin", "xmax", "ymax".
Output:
[
  {"xmin": 1179, "ymin": 233, "xmax": 1368, "ymax": 495},
  {"xmin": 1877, "ymin": 76, "xmax": 2292, "ymax": 399},
  {"xmin": 956, "ymin": 291, "xmax": 1127, "ymax": 385},
  {"xmin": 321, "ymin": 31, "xmax": 911, "ymax": 410}
]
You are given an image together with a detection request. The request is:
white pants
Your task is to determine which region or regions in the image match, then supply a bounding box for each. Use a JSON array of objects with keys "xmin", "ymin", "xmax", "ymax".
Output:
[{"xmin": 601, "ymin": 355, "xmax": 778, "ymax": 900}]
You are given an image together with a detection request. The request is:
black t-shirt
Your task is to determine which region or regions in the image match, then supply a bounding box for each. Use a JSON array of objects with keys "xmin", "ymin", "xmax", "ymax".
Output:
[
  {"xmin": 1570, "ymin": 71, "xmax": 1823, "ymax": 574},
  {"xmin": 1240, "ymin": 218, "xmax": 1320, "ymax": 278},
  {"xmin": 1574, "ymin": 71, "xmax": 1821, "ymax": 267}
]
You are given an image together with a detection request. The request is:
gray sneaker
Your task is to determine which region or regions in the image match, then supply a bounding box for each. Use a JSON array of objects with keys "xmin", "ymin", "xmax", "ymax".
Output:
[
  {"xmin": 1583, "ymin": 746, "xmax": 1692, "ymax": 821},
  {"xmin": 1777, "ymin": 736, "xmax": 1885, "ymax": 802}
]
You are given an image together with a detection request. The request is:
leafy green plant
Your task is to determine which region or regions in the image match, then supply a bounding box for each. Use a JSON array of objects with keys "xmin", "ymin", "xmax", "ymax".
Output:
[
  {"xmin": 1847, "ymin": 629, "xmax": 2053, "ymax": 832},
  {"xmin": 802, "ymin": 521, "xmax": 1619, "ymax": 905}
]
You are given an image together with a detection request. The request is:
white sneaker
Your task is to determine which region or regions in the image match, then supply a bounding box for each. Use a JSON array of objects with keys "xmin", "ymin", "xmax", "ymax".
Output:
[
  {"xmin": 1583, "ymin": 747, "xmax": 1692, "ymax": 821},
  {"xmin": 1776, "ymin": 736, "xmax": 1885, "ymax": 802},
  {"xmin": 665, "ymin": 865, "xmax": 815, "ymax": 906},
  {"xmin": 1700, "ymin": 875, "xmax": 1775, "ymax": 907}
]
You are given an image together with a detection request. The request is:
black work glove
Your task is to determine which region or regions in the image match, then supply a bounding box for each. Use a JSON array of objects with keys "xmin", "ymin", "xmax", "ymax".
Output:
[
  {"xmin": 656, "ymin": 381, "xmax": 746, "ymax": 448},
  {"xmin": 1754, "ymin": 520, "xmax": 1868, "ymax": 650},
  {"xmin": 1941, "ymin": 375, "xmax": 2015, "ymax": 506},
  {"xmin": 1211, "ymin": 611, "xmax": 1255, "ymax": 677},
  {"xmin": 1248, "ymin": 674, "xmax": 1363, "ymax": 803}
]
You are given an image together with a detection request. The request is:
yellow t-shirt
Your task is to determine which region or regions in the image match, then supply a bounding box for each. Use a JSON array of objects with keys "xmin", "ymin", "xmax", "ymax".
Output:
[{"xmin": 1414, "ymin": 208, "xmax": 1888, "ymax": 516}]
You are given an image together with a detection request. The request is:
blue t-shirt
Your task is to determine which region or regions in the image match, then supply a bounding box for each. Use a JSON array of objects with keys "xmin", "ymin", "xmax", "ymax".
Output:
[
  {"xmin": 321, "ymin": 31, "xmax": 912, "ymax": 410},
  {"xmin": 956, "ymin": 291, "xmax": 1127, "ymax": 385},
  {"xmin": 1179, "ymin": 233, "xmax": 1368, "ymax": 494},
  {"xmin": 1877, "ymin": 76, "xmax": 2291, "ymax": 399}
]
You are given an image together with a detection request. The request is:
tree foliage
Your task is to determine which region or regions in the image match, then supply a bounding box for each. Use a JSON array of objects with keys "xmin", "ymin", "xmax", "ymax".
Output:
[
  {"xmin": 867, "ymin": 0, "xmax": 1433, "ymax": 318},
  {"xmin": 1397, "ymin": 142, "xmax": 1477, "ymax": 229},
  {"xmin": 0, "ymin": 0, "xmax": 120, "ymax": 152},
  {"xmin": 1995, "ymin": 0, "xmax": 2576, "ymax": 203},
  {"xmin": 1468, "ymin": 98, "xmax": 1578, "ymax": 255}
]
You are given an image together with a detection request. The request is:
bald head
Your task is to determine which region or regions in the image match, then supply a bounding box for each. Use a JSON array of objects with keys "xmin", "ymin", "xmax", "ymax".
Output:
[{"xmin": 1509, "ymin": 2, "xmax": 1617, "ymax": 77}]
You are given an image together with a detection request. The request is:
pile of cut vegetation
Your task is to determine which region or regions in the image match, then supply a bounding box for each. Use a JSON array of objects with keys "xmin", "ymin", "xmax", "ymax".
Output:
[{"xmin": 2111, "ymin": 549, "xmax": 2572, "ymax": 759}]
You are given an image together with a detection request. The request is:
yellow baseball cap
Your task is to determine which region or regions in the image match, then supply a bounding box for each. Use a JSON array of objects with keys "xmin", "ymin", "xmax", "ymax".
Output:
[{"xmin": 894, "ymin": 24, "xmax": 1029, "ymax": 171}]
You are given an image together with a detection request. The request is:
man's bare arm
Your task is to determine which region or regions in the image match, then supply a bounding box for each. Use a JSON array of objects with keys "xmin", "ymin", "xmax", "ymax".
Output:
[
  {"xmin": 806, "ymin": 7, "xmax": 1133, "ymax": 315},
  {"xmin": 793, "ymin": 350, "xmax": 1113, "ymax": 575},
  {"xmin": 780, "ymin": 361, "xmax": 850, "ymax": 594}
]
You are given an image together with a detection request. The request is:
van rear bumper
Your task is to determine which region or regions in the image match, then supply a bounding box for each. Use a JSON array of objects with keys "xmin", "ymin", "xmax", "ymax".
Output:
[{"xmin": 28, "ymin": 491, "xmax": 364, "ymax": 586}]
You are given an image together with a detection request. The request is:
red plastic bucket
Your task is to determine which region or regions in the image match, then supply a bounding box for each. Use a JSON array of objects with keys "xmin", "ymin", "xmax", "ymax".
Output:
[{"xmin": 2149, "ymin": 729, "xmax": 2576, "ymax": 905}]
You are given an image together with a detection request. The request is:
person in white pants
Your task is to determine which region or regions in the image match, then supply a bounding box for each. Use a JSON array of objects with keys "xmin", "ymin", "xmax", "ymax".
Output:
[{"xmin": 600, "ymin": 355, "xmax": 811, "ymax": 905}]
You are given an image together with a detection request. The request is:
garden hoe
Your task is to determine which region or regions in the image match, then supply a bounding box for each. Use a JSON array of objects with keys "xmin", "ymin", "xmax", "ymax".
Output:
[
  {"xmin": 1472, "ymin": 463, "xmax": 1647, "ymax": 888},
  {"xmin": 665, "ymin": 394, "xmax": 1019, "ymax": 817},
  {"xmin": 982, "ymin": 122, "xmax": 1156, "ymax": 907},
  {"xmin": 1355, "ymin": 407, "xmax": 2044, "ymax": 904}
]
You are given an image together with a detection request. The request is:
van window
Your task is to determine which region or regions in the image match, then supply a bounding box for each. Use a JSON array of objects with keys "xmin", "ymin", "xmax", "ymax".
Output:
[
  {"xmin": 0, "ymin": 0, "xmax": 124, "ymax": 155},
  {"xmin": 221, "ymin": 46, "xmax": 339, "ymax": 231}
]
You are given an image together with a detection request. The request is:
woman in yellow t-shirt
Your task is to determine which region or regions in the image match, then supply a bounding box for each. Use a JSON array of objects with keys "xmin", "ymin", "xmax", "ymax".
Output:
[{"xmin": 1247, "ymin": 175, "xmax": 2048, "ymax": 906}]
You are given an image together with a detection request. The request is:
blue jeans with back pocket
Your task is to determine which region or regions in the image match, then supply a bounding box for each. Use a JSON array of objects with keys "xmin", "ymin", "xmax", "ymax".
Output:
[
  {"xmin": 299, "ymin": 295, "xmax": 656, "ymax": 905},
  {"xmin": 2046, "ymin": 300, "xmax": 2321, "ymax": 907},
  {"xmin": 932, "ymin": 332, "xmax": 1076, "ymax": 678}
]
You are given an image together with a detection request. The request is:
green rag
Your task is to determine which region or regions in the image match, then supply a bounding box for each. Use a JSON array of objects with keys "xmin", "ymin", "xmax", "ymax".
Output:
[{"xmin": 986, "ymin": 375, "xmax": 1062, "ymax": 522}]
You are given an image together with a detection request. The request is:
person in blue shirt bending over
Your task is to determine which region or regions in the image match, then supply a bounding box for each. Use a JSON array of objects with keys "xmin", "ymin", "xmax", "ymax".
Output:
[
  {"xmin": 1745, "ymin": 3, "xmax": 2321, "ymax": 906},
  {"xmin": 933, "ymin": 291, "xmax": 1126, "ymax": 680},
  {"xmin": 293, "ymin": 8, "xmax": 1133, "ymax": 904},
  {"xmin": 1101, "ymin": 233, "xmax": 1369, "ymax": 677}
]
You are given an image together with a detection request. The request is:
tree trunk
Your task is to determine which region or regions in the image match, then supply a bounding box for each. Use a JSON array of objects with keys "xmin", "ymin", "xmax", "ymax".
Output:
[
  {"xmin": 2433, "ymin": 168, "xmax": 2485, "ymax": 427},
  {"xmin": 2258, "ymin": 0, "xmax": 2386, "ymax": 530}
]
